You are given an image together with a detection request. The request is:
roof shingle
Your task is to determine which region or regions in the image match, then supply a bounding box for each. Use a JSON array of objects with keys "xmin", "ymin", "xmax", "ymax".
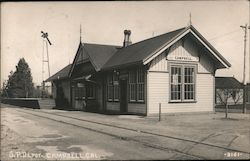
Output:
[
  {"xmin": 45, "ymin": 64, "xmax": 71, "ymax": 82},
  {"xmin": 215, "ymin": 77, "xmax": 243, "ymax": 89},
  {"xmin": 83, "ymin": 43, "xmax": 120, "ymax": 70},
  {"xmin": 102, "ymin": 27, "xmax": 186, "ymax": 70}
]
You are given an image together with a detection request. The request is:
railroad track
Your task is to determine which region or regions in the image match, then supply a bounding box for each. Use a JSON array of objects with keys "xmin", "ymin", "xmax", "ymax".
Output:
[{"xmin": 13, "ymin": 108, "xmax": 250, "ymax": 160}]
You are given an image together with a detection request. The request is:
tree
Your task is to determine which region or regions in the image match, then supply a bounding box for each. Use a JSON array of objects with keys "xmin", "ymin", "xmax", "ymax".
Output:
[
  {"xmin": 5, "ymin": 58, "xmax": 34, "ymax": 98},
  {"xmin": 216, "ymin": 89, "xmax": 233, "ymax": 118},
  {"xmin": 1, "ymin": 80, "xmax": 9, "ymax": 97},
  {"xmin": 230, "ymin": 89, "xmax": 243, "ymax": 105}
]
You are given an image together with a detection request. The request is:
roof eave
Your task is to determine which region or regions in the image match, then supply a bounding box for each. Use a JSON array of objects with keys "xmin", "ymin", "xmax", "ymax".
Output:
[
  {"xmin": 189, "ymin": 25, "xmax": 231, "ymax": 68},
  {"xmin": 101, "ymin": 61, "xmax": 143, "ymax": 72},
  {"xmin": 45, "ymin": 77, "xmax": 69, "ymax": 82},
  {"xmin": 143, "ymin": 27, "xmax": 190, "ymax": 65},
  {"xmin": 143, "ymin": 25, "xmax": 231, "ymax": 69}
]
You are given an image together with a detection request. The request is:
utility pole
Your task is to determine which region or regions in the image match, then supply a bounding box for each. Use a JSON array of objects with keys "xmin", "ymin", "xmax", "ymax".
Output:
[{"xmin": 240, "ymin": 24, "xmax": 250, "ymax": 113}]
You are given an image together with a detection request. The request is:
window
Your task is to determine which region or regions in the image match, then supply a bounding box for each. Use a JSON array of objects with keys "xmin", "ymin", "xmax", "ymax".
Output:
[
  {"xmin": 74, "ymin": 83, "xmax": 96, "ymax": 100},
  {"xmin": 129, "ymin": 68, "xmax": 145, "ymax": 102},
  {"xmin": 170, "ymin": 64, "xmax": 196, "ymax": 102},
  {"xmin": 137, "ymin": 68, "xmax": 145, "ymax": 102},
  {"xmin": 184, "ymin": 67, "xmax": 195, "ymax": 100},
  {"xmin": 129, "ymin": 71, "xmax": 137, "ymax": 101},
  {"xmin": 74, "ymin": 83, "xmax": 86, "ymax": 100},
  {"xmin": 113, "ymin": 74, "xmax": 120, "ymax": 101},
  {"xmin": 107, "ymin": 73, "xmax": 120, "ymax": 101},
  {"xmin": 87, "ymin": 84, "xmax": 95, "ymax": 99},
  {"xmin": 107, "ymin": 74, "xmax": 113, "ymax": 101},
  {"xmin": 170, "ymin": 66, "xmax": 182, "ymax": 101}
]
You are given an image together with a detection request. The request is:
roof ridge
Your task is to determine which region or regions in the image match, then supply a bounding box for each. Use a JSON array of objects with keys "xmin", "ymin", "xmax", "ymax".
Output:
[
  {"xmin": 82, "ymin": 42, "xmax": 121, "ymax": 48},
  {"xmin": 122, "ymin": 27, "xmax": 187, "ymax": 49},
  {"xmin": 80, "ymin": 27, "xmax": 186, "ymax": 49}
]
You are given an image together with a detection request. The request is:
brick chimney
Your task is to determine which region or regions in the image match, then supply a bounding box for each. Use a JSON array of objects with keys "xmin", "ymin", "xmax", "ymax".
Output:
[{"xmin": 123, "ymin": 29, "xmax": 132, "ymax": 47}]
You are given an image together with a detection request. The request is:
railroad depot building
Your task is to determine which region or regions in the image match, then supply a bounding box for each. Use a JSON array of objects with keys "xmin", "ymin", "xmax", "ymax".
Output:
[{"xmin": 46, "ymin": 25, "xmax": 231, "ymax": 115}]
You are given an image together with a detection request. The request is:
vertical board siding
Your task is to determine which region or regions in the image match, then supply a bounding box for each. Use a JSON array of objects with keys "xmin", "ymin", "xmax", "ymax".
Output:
[
  {"xmin": 61, "ymin": 81, "xmax": 71, "ymax": 103},
  {"xmin": 106, "ymin": 102, "xmax": 120, "ymax": 111},
  {"xmin": 75, "ymin": 100, "xmax": 83, "ymax": 110},
  {"xmin": 128, "ymin": 103, "xmax": 146, "ymax": 114},
  {"xmin": 96, "ymin": 78, "xmax": 103, "ymax": 111},
  {"xmin": 147, "ymin": 72, "xmax": 214, "ymax": 114},
  {"xmin": 149, "ymin": 52, "xmax": 167, "ymax": 71},
  {"xmin": 168, "ymin": 40, "xmax": 199, "ymax": 59},
  {"xmin": 198, "ymin": 53, "xmax": 214, "ymax": 73},
  {"xmin": 149, "ymin": 38, "xmax": 215, "ymax": 74},
  {"xmin": 52, "ymin": 82, "xmax": 57, "ymax": 99},
  {"xmin": 106, "ymin": 102, "xmax": 146, "ymax": 114}
]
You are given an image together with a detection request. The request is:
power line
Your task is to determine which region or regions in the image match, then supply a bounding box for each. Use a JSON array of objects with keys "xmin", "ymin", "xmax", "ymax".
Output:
[{"xmin": 208, "ymin": 29, "xmax": 241, "ymax": 41}]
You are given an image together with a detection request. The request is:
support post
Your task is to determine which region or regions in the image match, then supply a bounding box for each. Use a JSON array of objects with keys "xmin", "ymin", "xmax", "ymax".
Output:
[
  {"xmin": 159, "ymin": 103, "xmax": 161, "ymax": 122},
  {"xmin": 243, "ymin": 85, "xmax": 246, "ymax": 113},
  {"xmin": 225, "ymin": 103, "xmax": 228, "ymax": 119}
]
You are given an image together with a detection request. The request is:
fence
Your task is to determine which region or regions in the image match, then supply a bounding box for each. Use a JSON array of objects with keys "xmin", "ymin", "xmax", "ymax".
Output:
[{"xmin": 1, "ymin": 98, "xmax": 40, "ymax": 109}]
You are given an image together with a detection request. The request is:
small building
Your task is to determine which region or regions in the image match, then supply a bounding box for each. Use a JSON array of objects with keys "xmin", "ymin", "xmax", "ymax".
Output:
[
  {"xmin": 215, "ymin": 77, "xmax": 243, "ymax": 105},
  {"xmin": 46, "ymin": 25, "xmax": 231, "ymax": 115}
]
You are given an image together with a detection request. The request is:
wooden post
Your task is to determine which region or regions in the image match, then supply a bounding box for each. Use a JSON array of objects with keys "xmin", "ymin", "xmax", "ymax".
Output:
[
  {"xmin": 225, "ymin": 103, "xmax": 228, "ymax": 119},
  {"xmin": 159, "ymin": 103, "xmax": 161, "ymax": 122},
  {"xmin": 243, "ymin": 85, "xmax": 246, "ymax": 113}
]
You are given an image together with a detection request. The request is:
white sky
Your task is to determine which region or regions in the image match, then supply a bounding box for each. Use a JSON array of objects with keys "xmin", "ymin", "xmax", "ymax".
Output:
[{"xmin": 1, "ymin": 1, "xmax": 249, "ymax": 86}]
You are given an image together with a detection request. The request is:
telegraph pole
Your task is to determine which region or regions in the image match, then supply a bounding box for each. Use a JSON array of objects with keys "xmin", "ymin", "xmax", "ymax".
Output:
[{"xmin": 240, "ymin": 24, "xmax": 250, "ymax": 113}]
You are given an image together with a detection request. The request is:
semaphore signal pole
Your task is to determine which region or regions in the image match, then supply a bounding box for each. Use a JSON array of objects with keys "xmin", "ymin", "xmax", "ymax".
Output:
[{"xmin": 41, "ymin": 31, "xmax": 52, "ymax": 98}]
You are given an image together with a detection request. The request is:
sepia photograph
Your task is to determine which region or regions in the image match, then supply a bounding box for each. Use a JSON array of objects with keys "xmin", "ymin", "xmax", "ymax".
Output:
[{"xmin": 1, "ymin": 1, "xmax": 250, "ymax": 160}]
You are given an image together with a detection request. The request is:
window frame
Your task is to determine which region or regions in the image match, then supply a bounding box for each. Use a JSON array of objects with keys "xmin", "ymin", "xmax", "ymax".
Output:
[
  {"xmin": 169, "ymin": 63, "xmax": 197, "ymax": 103},
  {"xmin": 74, "ymin": 83, "xmax": 86, "ymax": 100},
  {"xmin": 87, "ymin": 83, "xmax": 96, "ymax": 100},
  {"xmin": 137, "ymin": 68, "xmax": 145, "ymax": 102},
  {"xmin": 128, "ymin": 68, "xmax": 145, "ymax": 103},
  {"xmin": 129, "ymin": 70, "xmax": 137, "ymax": 102},
  {"xmin": 107, "ymin": 72, "xmax": 120, "ymax": 102},
  {"xmin": 113, "ymin": 74, "xmax": 120, "ymax": 101}
]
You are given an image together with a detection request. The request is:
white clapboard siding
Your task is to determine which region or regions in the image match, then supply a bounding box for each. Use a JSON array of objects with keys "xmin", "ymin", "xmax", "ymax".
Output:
[
  {"xmin": 106, "ymin": 102, "xmax": 120, "ymax": 111},
  {"xmin": 128, "ymin": 103, "xmax": 146, "ymax": 114},
  {"xmin": 147, "ymin": 37, "xmax": 215, "ymax": 114},
  {"xmin": 147, "ymin": 72, "xmax": 168, "ymax": 114},
  {"xmin": 147, "ymin": 72, "xmax": 214, "ymax": 114}
]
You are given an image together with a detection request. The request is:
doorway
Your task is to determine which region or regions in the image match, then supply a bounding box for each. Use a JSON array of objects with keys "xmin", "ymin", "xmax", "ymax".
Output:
[{"xmin": 120, "ymin": 79, "xmax": 128, "ymax": 113}]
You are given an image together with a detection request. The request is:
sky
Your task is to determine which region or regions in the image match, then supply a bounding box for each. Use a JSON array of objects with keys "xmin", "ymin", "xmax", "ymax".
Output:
[{"xmin": 1, "ymin": 1, "xmax": 249, "ymax": 86}]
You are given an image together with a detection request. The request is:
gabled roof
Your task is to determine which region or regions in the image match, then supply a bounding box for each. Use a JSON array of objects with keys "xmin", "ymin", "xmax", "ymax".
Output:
[
  {"xmin": 69, "ymin": 42, "xmax": 119, "ymax": 77},
  {"xmin": 103, "ymin": 27, "xmax": 186, "ymax": 70},
  {"xmin": 45, "ymin": 64, "xmax": 71, "ymax": 82},
  {"xmin": 215, "ymin": 77, "xmax": 243, "ymax": 89},
  {"xmin": 103, "ymin": 25, "xmax": 231, "ymax": 70},
  {"xmin": 83, "ymin": 43, "xmax": 120, "ymax": 71},
  {"xmin": 47, "ymin": 25, "xmax": 231, "ymax": 82}
]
